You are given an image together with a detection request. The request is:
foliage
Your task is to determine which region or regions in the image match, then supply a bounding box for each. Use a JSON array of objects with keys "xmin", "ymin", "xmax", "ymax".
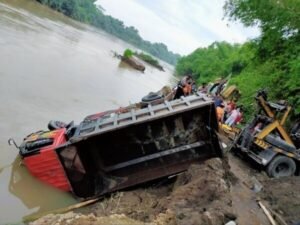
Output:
[
  {"xmin": 134, "ymin": 52, "xmax": 158, "ymax": 65},
  {"xmin": 176, "ymin": 41, "xmax": 249, "ymax": 83},
  {"xmin": 134, "ymin": 51, "xmax": 164, "ymax": 70},
  {"xmin": 224, "ymin": 0, "xmax": 300, "ymax": 118},
  {"xmin": 36, "ymin": 0, "xmax": 180, "ymax": 65},
  {"xmin": 123, "ymin": 49, "xmax": 133, "ymax": 59},
  {"xmin": 176, "ymin": 0, "xmax": 300, "ymax": 120},
  {"xmin": 224, "ymin": 0, "xmax": 300, "ymax": 62}
]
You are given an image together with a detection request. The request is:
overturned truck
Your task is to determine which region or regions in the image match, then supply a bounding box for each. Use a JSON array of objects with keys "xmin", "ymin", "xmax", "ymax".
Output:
[{"xmin": 16, "ymin": 94, "xmax": 222, "ymax": 198}]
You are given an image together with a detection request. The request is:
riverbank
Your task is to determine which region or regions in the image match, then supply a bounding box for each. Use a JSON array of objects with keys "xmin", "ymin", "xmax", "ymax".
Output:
[{"xmin": 29, "ymin": 147, "xmax": 300, "ymax": 225}]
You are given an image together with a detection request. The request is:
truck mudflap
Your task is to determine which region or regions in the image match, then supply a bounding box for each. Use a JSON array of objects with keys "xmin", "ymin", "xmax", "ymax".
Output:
[{"xmin": 57, "ymin": 94, "xmax": 223, "ymax": 198}]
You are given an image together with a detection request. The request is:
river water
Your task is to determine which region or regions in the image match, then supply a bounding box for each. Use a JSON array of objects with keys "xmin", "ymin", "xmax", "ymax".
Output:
[{"xmin": 0, "ymin": 0, "xmax": 175, "ymax": 223}]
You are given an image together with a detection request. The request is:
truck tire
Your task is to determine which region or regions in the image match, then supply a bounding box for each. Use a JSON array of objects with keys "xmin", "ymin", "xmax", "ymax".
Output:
[
  {"xmin": 48, "ymin": 120, "xmax": 67, "ymax": 131},
  {"xmin": 142, "ymin": 92, "xmax": 162, "ymax": 102},
  {"xmin": 266, "ymin": 155, "xmax": 296, "ymax": 178}
]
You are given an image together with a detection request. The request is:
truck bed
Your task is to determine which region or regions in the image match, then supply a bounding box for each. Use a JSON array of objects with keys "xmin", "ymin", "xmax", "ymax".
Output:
[{"xmin": 56, "ymin": 93, "xmax": 223, "ymax": 198}]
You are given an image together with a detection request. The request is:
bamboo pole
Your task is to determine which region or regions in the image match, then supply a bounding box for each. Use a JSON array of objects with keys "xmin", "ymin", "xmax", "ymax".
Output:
[
  {"xmin": 269, "ymin": 208, "xmax": 288, "ymax": 225},
  {"xmin": 257, "ymin": 201, "xmax": 277, "ymax": 225},
  {"xmin": 23, "ymin": 197, "xmax": 101, "ymax": 223}
]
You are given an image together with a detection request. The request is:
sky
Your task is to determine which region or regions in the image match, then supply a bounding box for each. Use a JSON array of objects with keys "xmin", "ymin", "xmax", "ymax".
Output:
[{"xmin": 95, "ymin": 0, "xmax": 260, "ymax": 55}]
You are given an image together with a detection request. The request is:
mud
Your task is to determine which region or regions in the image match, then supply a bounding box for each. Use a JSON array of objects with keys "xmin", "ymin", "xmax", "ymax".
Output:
[
  {"xmin": 29, "ymin": 153, "xmax": 300, "ymax": 225},
  {"xmin": 259, "ymin": 177, "xmax": 300, "ymax": 225}
]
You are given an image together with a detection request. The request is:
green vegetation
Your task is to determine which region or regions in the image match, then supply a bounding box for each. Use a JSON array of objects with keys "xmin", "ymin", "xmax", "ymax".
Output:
[
  {"xmin": 176, "ymin": 41, "xmax": 245, "ymax": 83},
  {"xmin": 134, "ymin": 51, "xmax": 164, "ymax": 71},
  {"xmin": 176, "ymin": 0, "xmax": 300, "ymax": 119},
  {"xmin": 36, "ymin": 0, "xmax": 180, "ymax": 65},
  {"xmin": 123, "ymin": 49, "xmax": 133, "ymax": 59}
]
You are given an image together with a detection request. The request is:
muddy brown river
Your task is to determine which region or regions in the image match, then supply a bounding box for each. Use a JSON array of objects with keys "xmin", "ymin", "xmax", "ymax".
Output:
[{"xmin": 0, "ymin": 0, "xmax": 175, "ymax": 223}]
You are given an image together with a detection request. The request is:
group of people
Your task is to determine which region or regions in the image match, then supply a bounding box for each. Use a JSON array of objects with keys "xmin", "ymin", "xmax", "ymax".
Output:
[
  {"xmin": 215, "ymin": 95, "xmax": 243, "ymax": 127},
  {"xmin": 175, "ymin": 76, "xmax": 224, "ymax": 99},
  {"xmin": 174, "ymin": 75, "xmax": 243, "ymax": 127},
  {"xmin": 174, "ymin": 75, "xmax": 197, "ymax": 99}
]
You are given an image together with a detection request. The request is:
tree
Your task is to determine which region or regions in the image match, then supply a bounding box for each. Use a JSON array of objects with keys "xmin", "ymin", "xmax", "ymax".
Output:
[
  {"xmin": 35, "ymin": 0, "xmax": 180, "ymax": 65},
  {"xmin": 224, "ymin": 0, "xmax": 300, "ymax": 57},
  {"xmin": 175, "ymin": 41, "xmax": 245, "ymax": 83},
  {"xmin": 224, "ymin": 0, "xmax": 300, "ymax": 117}
]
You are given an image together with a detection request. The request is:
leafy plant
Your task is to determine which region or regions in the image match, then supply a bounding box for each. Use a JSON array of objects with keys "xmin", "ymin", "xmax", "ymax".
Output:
[
  {"xmin": 134, "ymin": 51, "xmax": 164, "ymax": 70},
  {"xmin": 123, "ymin": 49, "xmax": 133, "ymax": 59}
]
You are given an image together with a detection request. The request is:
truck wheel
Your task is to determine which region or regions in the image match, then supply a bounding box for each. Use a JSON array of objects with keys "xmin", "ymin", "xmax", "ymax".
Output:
[
  {"xmin": 48, "ymin": 120, "xmax": 67, "ymax": 131},
  {"xmin": 266, "ymin": 155, "xmax": 296, "ymax": 178},
  {"xmin": 141, "ymin": 92, "xmax": 162, "ymax": 102}
]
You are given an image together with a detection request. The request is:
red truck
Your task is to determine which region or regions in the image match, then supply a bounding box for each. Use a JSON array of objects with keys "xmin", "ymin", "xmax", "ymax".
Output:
[{"xmin": 13, "ymin": 94, "xmax": 222, "ymax": 198}]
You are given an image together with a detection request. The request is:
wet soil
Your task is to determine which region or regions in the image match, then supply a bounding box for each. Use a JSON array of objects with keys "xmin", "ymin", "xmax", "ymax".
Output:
[
  {"xmin": 259, "ymin": 177, "xmax": 300, "ymax": 225},
  {"xmin": 30, "ymin": 150, "xmax": 300, "ymax": 225}
]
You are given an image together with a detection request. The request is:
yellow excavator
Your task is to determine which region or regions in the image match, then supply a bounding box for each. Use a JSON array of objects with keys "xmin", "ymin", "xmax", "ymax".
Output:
[{"xmin": 232, "ymin": 90, "xmax": 300, "ymax": 177}]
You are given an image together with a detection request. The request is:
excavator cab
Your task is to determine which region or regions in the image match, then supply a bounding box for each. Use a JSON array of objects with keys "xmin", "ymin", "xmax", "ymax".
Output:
[{"xmin": 233, "ymin": 90, "xmax": 300, "ymax": 178}]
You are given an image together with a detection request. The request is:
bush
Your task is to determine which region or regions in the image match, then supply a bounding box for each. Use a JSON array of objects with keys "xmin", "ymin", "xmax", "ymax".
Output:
[{"xmin": 123, "ymin": 49, "xmax": 133, "ymax": 59}]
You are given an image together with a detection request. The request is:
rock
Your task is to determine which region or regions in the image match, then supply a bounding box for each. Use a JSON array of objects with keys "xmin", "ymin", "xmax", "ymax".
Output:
[
  {"xmin": 250, "ymin": 177, "xmax": 263, "ymax": 193},
  {"xmin": 225, "ymin": 221, "xmax": 236, "ymax": 225}
]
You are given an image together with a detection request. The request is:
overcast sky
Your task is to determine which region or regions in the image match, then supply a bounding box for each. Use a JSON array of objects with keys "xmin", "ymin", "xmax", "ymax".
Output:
[{"xmin": 95, "ymin": 0, "xmax": 260, "ymax": 55}]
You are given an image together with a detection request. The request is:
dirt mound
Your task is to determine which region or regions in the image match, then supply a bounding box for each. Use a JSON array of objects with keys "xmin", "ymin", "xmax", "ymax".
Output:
[
  {"xmin": 29, "ymin": 212, "xmax": 149, "ymax": 225},
  {"xmin": 158, "ymin": 159, "xmax": 234, "ymax": 225},
  {"xmin": 259, "ymin": 177, "xmax": 300, "ymax": 224},
  {"xmin": 85, "ymin": 158, "xmax": 235, "ymax": 225},
  {"xmin": 32, "ymin": 154, "xmax": 300, "ymax": 225},
  {"xmin": 31, "ymin": 158, "xmax": 235, "ymax": 225}
]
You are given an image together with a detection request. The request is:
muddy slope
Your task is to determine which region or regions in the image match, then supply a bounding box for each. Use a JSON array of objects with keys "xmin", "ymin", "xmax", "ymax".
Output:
[
  {"xmin": 259, "ymin": 177, "xmax": 300, "ymax": 225},
  {"xmin": 30, "ymin": 155, "xmax": 300, "ymax": 225},
  {"xmin": 81, "ymin": 158, "xmax": 235, "ymax": 225},
  {"xmin": 30, "ymin": 158, "xmax": 235, "ymax": 225}
]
